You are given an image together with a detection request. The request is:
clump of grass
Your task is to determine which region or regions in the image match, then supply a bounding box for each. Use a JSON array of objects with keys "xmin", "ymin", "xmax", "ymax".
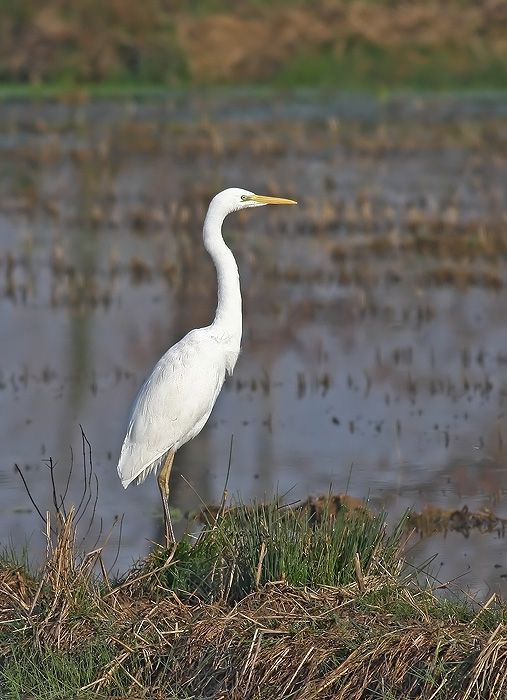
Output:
[
  {"xmin": 143, "ymin": 500, "xmax": 404, "ymax": 601},
  {"xmin": 1, "ymin": 494, "xmax": 507, "ymax": 699},
  {"xmin": 2, "ymin": 643, "xmax": 119, "ymax": 700}
]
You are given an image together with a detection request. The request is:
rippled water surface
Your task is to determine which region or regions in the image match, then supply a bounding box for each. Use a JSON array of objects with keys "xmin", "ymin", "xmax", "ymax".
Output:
[{"xmin": 1, "ymin": 92, "xmax": 506, "ymax": 595}]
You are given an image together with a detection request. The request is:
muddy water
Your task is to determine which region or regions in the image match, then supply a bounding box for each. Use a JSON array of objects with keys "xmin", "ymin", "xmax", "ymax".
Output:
[{"xmin": 1, "ymin": 92, "xmax": 506, "ymax": 596}]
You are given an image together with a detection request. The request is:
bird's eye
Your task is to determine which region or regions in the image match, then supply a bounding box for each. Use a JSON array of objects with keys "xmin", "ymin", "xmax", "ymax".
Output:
[{"xmin": 241, "ymin": 195, "xmax": 248, "ymax": 201}]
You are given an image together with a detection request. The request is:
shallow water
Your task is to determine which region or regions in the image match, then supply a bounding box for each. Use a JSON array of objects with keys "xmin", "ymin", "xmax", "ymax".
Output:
[{"xmin": 1, "ymin": 92, "xmax": 506, "ymax": 596}]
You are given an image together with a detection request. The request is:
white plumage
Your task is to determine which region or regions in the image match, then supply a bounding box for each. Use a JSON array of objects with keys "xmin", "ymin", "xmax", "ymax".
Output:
[
  {"xmin": 118, "ymin": 328, "xmax": 233, "ymax": 488},
  {"xmin": 117, "ymin": 187, "xmax": 297, "ymax": 544}
]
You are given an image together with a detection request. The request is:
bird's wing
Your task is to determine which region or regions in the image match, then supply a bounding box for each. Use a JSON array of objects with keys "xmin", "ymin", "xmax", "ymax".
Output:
[{"xmin": 117, "ymin": 330, "xmax": 226, "ymax": 488}]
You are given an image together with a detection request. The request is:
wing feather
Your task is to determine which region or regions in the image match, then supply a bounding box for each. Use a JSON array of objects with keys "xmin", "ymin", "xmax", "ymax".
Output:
[{"xmin": 117, "ymin": 329, "xmax": 226, "ymax": 488}]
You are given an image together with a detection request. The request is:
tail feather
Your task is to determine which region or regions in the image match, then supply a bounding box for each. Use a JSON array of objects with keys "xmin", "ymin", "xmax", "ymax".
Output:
[{"xmin": 117, "ymin": 441, "xmax": 166, "ymax": 489}]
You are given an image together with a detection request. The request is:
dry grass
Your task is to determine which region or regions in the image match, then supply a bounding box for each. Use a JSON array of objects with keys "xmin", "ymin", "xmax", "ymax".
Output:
[
  {"xmin": 1, "ymin": 0, "xmax": 506, "ymax": 87},
  {"xmin": 1, "ymin": 495, "xmax": 507, "ymax": 699},
  {"xmin": 177, "ymin": 1, "xmax": 507, "ymax": 83},
  {"xmin": 0, "ymin": 0, "xmax": 187, "ymax": 84}
]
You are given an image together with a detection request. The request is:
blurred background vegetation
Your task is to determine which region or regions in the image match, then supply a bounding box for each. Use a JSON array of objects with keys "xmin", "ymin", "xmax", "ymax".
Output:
[{"xmin": 1, "ymin": 0, "xmax": 506, "ymax": 92}]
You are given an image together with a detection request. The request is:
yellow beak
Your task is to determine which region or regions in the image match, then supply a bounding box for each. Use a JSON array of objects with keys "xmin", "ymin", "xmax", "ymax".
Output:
[{"xmin": 250, "ymin": 194, "xmax": 297, "ymax": 205}]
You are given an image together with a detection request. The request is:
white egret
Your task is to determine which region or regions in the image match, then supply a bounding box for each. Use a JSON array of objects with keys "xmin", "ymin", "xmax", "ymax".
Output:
[{"xmin": 117, "ymin": 188, "xmax": 297, "ymax": 545}]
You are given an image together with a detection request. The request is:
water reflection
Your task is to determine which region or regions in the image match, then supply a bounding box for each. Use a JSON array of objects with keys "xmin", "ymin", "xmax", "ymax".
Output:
[{"xmin": 0, "ymin": 93, "xmax": 506, "ymax": 597}]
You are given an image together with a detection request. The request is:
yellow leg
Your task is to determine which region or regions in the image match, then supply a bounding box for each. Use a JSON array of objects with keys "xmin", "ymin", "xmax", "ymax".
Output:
[{"xmin": 157, "ymin": 451, "xmax": 175, "ymax": 547}]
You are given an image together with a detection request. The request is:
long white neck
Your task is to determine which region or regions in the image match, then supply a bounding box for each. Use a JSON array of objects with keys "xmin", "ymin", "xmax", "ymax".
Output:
[{"xmin": 203, "ymin": 203, "xmax": 242, "ymax": 349}]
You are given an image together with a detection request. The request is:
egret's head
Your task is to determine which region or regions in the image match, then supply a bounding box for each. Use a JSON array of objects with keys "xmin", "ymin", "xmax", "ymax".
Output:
[{"xmin": 211, "ymin": 187, "xmax": 297, "ymax": 215}]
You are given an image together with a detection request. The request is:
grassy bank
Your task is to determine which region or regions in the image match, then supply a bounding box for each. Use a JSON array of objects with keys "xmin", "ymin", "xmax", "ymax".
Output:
[
  {"xmin": 1, "ymin": 1, "xmax": 506, "ymax": 92},
  {"xmin": 1, "ymin": 501, "xmax": 506, "ymax": 699}
]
